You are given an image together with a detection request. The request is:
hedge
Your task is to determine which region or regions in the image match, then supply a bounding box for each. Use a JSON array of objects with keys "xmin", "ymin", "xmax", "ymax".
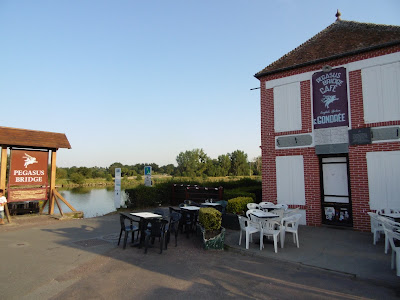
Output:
[
  {"xmin": 199, "ymin": 207, "xmax": 222, "ymax": 232},
  {"xmin": 226, "ymin": 197, "xmax": 254, "ymax": 214}
]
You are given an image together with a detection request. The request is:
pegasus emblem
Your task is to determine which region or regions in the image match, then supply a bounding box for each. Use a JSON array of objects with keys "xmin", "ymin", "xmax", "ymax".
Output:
[
  {"xmin": 23, "ymin": 153, "xmax": 38, "ymax": 168},
  {"xmin": 321, "ymin": 95, "xmax": 339, "ymax": 109}
]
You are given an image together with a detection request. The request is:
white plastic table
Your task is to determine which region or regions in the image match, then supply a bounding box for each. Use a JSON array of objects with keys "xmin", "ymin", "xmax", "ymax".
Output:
[
  {"xmin": 180, "ymin": 206, "xmax": 200, "ymax": 211},
  {"xmin": 250, "ymin": 211, "xmax": 278, "ymax": 218}
]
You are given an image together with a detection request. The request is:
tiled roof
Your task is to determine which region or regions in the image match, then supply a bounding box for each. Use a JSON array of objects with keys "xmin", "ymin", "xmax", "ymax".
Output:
[
  {"xmin": 255, "ymin": 20, "xmax": 400, "ymax": 78},
  {"xmin": 0, "ymin": 127, "xmax": 71, "ymax": 149}
]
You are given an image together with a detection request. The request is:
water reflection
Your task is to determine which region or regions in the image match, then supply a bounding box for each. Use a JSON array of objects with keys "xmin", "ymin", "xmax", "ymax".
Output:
[{"xmin": 53, "ymin": 187, "xmax": 128, "ymax": 218}]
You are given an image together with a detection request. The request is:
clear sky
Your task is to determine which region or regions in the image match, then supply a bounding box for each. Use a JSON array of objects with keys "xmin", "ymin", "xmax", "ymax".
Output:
[{"xmin": 1, "ymin": 0, "xmax": 399, "ymax": 168}]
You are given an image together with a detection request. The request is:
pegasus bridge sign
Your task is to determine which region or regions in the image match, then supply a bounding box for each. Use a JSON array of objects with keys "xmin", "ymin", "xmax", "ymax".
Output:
[{"xmin": 0, "ymin": 127, "xmax": 74, "ymax": 223}]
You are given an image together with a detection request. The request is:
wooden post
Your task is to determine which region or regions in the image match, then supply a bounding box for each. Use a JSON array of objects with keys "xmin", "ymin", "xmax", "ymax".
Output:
[
  {"xmin": 49, "ymin": 150, "xmax": 57, "ymax": 215},
  {"xmin": 0, "ymin": 146, "xmax": 11, "ymax": 222},
  {"xmin": 0, "ymin": 147, "xmax": 7, "ymax": 192}
]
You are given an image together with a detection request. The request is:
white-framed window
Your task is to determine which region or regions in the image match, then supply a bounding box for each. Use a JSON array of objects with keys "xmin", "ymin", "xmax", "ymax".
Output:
[
  {"xmin": 362, "ymin": 62, "xmax": 400, "ymax": 123},
  {"xmin": 274, "ymin": 82, "xmax": 302, "ymax": 132},
  {"xmin": 367, "ymin": 151, "xmax": 400, "ymax": 210},
  {"xmin": 276, "ymin": 155, "xmax": 306, "ymax": 205}
]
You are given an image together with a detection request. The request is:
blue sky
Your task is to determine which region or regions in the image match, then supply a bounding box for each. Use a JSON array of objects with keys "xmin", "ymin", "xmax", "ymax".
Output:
[{"xmin": 1, "ymin": 0, "xmax": 399, "ymax": 168}]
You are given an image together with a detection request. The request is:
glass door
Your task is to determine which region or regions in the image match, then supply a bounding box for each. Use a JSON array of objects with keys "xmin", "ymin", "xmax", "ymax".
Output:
[{"xmin": 320, "ymin": 156, "xmax": 352, "ymax": 227}]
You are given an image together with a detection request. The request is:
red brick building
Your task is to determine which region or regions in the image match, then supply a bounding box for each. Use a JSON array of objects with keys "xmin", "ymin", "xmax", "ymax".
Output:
[{"xmin": 254, "ymin": 14, "xmax": 400, "ymax": 231}]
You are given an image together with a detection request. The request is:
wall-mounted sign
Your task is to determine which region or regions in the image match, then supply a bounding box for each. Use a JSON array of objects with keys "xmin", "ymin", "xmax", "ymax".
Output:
[
  {"xmin": 312, "ymin": 67, "xmax": 349, "ymax": 129},
  {"xmin": 349, "ymin": 128, "xmax": 372, "ymax": 145},
  {"xmin": 9, "ymin": 150, "xmax": 49, "ymax": 186}
]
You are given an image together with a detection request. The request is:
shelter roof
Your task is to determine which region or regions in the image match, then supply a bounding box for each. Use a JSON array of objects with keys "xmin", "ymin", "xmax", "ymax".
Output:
[
  {"xmin": 255, "ymin": 19, "xmax": 400, "ymax": 78},
  {"xmin": 0, "ymin": 127, "xmax": 71, "ymax": 149}
]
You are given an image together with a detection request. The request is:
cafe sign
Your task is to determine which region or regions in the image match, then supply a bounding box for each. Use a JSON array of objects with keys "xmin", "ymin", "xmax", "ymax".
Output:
[{"xmin": 312, "ymin": 67, "xmax": 349, "ymax": 129}]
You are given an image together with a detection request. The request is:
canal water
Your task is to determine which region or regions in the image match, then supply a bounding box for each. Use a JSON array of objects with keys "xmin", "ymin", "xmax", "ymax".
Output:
[{"xmin": 53, "ymin": 187, "xmax": 129, "ymax": 218}]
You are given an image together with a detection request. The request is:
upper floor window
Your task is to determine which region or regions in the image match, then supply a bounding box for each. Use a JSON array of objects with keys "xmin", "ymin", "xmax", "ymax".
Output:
[
  {"xmin": 274, "ymin": 82, "xmax": 302, "ymax": 132},
  {"xmin": 362, "ymin": 62, "xmax": 400, "ymax": 123}
]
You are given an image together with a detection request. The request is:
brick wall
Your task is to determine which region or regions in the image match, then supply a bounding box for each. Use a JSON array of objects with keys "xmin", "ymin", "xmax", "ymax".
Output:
[{"xmin": 259, "ymin": 46, "xmax": 400, "ymax": 231}]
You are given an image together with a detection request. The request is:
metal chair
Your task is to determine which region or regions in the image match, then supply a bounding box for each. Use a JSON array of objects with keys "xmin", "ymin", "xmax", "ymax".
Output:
[{"xmin": 118, "ymin": 213, "xmax": 139, "ymax": 249}]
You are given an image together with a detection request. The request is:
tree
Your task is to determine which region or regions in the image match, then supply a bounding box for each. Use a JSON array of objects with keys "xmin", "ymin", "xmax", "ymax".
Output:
[
  {"xmin": 229, "ymin": 150, "xmax": 249, "ymax": 176},
  {"xmin": 218, "ymin": 154, "xmax": 231, "ymax": 176},
  {"xmin": 251, "ymin": 156, "xmax": 262, "ymax": 175},
  {"xmin": 176, "ymin": 148, "xmax": 209, "ymax": 177},
  {"xmin": 108, "ymin": 162, "xmax": 123, "ymax": 176},
  {"xmin": 56, "ymin": 168, "xmax": 68, "ymax": 179}
]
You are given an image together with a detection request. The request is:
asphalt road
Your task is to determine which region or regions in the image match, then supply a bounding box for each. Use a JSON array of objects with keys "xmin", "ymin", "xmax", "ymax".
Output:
[{"xmin": 1, "ymin": 214, "xmax": 399, "ymax": 299}]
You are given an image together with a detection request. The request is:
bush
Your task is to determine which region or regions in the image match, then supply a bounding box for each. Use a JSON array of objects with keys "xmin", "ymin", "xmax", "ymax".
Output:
[
  {"xmin": 125, "ymin": 185, "xmax": 165, "ymax": 208},
  {"xmin": 199, "ymin": 207, "xmax": 222, "ymax": 232},
  {"xmin": 226, "ymin": 197, "xmax": 253, "ymax": 214},
  {"xmin": 224, "ymin": 189, "xmax": 255, "ymax": 201},
  {"xmin": 69, "ymin": 173, "xmax": 85, "ymax": 184}
]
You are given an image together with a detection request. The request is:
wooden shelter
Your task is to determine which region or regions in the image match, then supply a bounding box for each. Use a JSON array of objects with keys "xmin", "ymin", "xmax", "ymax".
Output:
[{"xmin": 0, "ymin": 127, "xmax": 75, "ymax": 222}]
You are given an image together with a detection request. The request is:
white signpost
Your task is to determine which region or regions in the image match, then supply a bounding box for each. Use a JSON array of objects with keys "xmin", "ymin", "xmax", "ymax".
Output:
[
  {"xmin": 114, "ymin": 168, "xmax": 121, "ymax": 208},
  {"xmin": 144, "ymin": 166, "xmax": 152, "ymax": 187}
]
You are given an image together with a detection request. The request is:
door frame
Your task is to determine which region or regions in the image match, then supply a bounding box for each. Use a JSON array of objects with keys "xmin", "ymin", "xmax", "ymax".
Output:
[{"xmin": 319, "ymin": 154, "xmax": 353, "ymax": 227}]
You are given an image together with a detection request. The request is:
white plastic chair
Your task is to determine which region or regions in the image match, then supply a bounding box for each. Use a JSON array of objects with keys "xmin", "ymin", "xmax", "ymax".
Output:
[
  {"xmin": 274, "ymin": 204, "xmax": 288, "ymax": 211},
  {"xmin": 246, "ymin": 208, "xmax": 264, "ymax": 220},
  {"xmin": 247, "ymin": 203, "xmax": 260, "ymax": 210},
  {"xmin": 281, "ymin": 214, "xmax": 302, "ymax": 248},
  {"xmin": 382, "ymin": 226, "xmax": 400, "ymax": 276},
  {"xmin": 238, "ymin": 215, "xmax": 261, "ymax": 249},
  {"xmin": 379, "ymin": 216, "xmax": 400, "ymax": 254},
  {"xmin": 259, "ymin": 201, "xmax": 274, "ymax": 206},
  {"xmin": 260, "ymin": 218, "xmax": 283, "ymax": 253},
  {"xmin": 284, "ymin": 207, "xmax": 300, "ymax": 217},
  {"xmin": 368, "ymin": 212, "xmax": 384, "ymax": 245}
]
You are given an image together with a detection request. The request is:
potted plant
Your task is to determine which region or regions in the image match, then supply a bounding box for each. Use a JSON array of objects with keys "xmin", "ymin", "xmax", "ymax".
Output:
[
  {"xmin": 222, "ymin": 197, "xmax": 254, "ymax": 230},
  {"xmin": 198, "ymin": 207, "xmax": 225, "ymax": 250}
]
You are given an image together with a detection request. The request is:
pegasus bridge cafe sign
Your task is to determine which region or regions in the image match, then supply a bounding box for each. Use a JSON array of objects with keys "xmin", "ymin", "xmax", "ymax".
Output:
[
  {"xmin": 8, "ymin": 150, "xmax": 49, "ymax": 202},
  {"xmin": 312, "ymin": 67, "xmax": 349, "ymax": 129}
]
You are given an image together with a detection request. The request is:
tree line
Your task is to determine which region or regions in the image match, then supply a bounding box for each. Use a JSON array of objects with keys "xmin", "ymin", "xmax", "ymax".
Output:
[{"xmin": 56, "ymin": 149, "xmax": 262, "ymax": 181}]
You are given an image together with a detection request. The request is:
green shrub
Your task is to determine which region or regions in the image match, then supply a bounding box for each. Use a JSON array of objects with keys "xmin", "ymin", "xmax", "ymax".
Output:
[
  {"xmin": 199, "ymin": 207, "xmax": 222, "ymax": 232},
  {"xmin": 226, "ymin": 197, "xmax": 253, "ymax": 214},
  {"xmin": 69, "ymin": 173, "xmax": 85, "ymax": 184},
  {"xmin": 125, "ymin": 185, "xmax": 165, "ymax": 208},
  {"xmin": 223, "ymin": 189, "xmax": 256, "ymax": 201}
]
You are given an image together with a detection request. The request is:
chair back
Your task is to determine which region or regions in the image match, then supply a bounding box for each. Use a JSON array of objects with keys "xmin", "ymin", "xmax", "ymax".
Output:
[
  {"xmin": 147, "ymin": 219, "xmax": 168, "ymax": 238},
  {"xmin": 368, "ymin": 212, "xmax": 383, "ymax": 232},
  {"xmin": 119, "ymin": 213, "xmax": 129, "ymax": 231},
  {"xmin": 259, "ymin": 201, "xmax": 274, "ymax": 206},
  {"xmin": 274, "ymin": 204, "xmax": 288, "ymax": 211},
  {"xmin": 379, "ymin": 215, "xmax": 400, "ymax": 231},
  {"xmin": 246, "ymin": 209, "xmax": 263, "ymax": 220},
  {"xmin": 261, "ymin": 218, "xmax": 280, "ymax": 233},
  {"xmin": 288, "ymin": 214, "xmax": 302, "ymax": 230},
  {"xmin": 216, "ymin": 200, "xmax": 228, "ymax": 214},
  {"xmin": 270, "ymin": 209, "xmax": 284, "ymax": 218},
  {"xmin": 247, "ymin": 203, "xmax": 260, "ymax": 210},
  {"xmin": 238, "ymin": 215, "xmax": 248, "ymax": 230},
  {"xmin": 284, "ymin": 207, "xmax": 300, "ymax": 217},
  {"xmin": 385, "ymin": 230, "xmax": 400, "ymax": 250}
]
